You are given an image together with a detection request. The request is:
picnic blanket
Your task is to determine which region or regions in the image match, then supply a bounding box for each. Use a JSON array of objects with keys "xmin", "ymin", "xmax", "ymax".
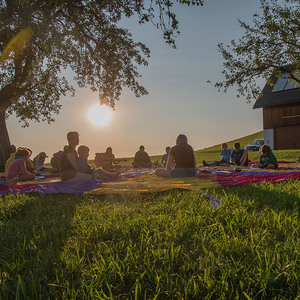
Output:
[
  {"xmin": 198, "ymin": 167, "xmax": 300, "ymax": 187},
  {"xmin": 1, "ymin": 162, "xmax": 299, "ymax": 196}
]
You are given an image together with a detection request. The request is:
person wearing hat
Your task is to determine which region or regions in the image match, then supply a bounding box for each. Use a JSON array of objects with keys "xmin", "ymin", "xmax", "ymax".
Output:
[{"xmin": 33, "ymin": 152, "xmax": 57, "ymax": 174}]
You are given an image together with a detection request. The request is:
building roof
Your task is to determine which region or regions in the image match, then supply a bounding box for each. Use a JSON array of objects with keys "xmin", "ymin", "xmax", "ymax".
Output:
[{"xmin": 253, "ymin": 72, "xmax": 300, "ymax": 109}]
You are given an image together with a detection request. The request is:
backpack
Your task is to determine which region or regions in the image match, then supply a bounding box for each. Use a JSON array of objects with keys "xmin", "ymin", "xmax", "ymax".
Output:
[{"xmin": 94, "ymin": 153, "xmax": 105, "ymax": 167}]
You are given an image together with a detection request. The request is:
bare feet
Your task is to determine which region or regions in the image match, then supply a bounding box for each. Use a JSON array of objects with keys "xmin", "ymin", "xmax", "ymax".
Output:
[
  {"xmin": 6, "ymin": 176, "xmax": 18, "ymax": 187},
  {"xmin": 112, "ymin": 170, "xmax": 121, "ymax": 179}
]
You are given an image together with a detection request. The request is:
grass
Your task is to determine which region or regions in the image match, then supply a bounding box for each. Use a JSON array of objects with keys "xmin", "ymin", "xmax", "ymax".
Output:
[
  {"xmin": 1, "ymin": 131, "xmax": 300, "ymax": 299},
  {"xmin": 1, "ymin": 182, "xmax": 300, "ymax": 299},
  {"xmin": 117, "ymin": 130, "xmax": 300, "ymax": 166}
]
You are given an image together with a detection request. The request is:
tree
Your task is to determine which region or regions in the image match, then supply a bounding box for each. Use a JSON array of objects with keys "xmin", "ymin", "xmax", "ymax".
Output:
[
  {"xmin": 213, "ymin": 0, "xmax": 300, "ymax": 102},
  {"xmin": 0, "ymin": 0, "xmax": 203, "ymax": 171}
]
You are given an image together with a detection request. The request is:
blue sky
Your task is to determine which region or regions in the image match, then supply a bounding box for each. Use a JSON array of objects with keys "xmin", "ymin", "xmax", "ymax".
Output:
[{"xmin": 7, "ymin": 0, "xmax": 263, "ymax": 161}]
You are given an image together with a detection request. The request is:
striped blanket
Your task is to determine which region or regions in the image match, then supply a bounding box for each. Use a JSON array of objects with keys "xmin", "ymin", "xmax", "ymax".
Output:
[{"xmin": 0, "ymin": 162, "xmax": 299, "ymax": 196}]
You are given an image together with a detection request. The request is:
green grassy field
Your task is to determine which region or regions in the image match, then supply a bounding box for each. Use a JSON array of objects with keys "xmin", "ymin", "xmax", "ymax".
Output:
[
  {"xmin": 119, "ymin": 130, "xmax": 300, "ymax": 166},
  {"xmin": 1, "ymin": 132, "xmax": 300, "ymax": 299}
]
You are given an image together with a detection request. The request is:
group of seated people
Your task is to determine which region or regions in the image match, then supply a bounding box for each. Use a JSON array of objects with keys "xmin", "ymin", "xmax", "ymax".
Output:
[
  {"xmin": 3, "ymin": 146, "xmax": 59, "ymax": 185},
  {"xmin": 56, "ymin": 132, "xmax": 120, "ymax": 181},
  {"xmin": 202, "ymin": 142, "xmax": 278, "ymax": 169},
  {"xmin": 2, "ymin": 132, "xmax": 278, "ymax": 187}
]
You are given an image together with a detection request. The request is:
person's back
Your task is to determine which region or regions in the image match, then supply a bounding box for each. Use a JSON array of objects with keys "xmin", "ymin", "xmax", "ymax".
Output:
[
  {"xmin": 6, "ymin": 157, "xmax": 26, "ymax": 180},
  {"xmin": 155, "ymin": 134, "xmax": 196, "ymax": 178},
  {"xmin": 51, "ymin": 151, "xmax": 63, "ymax": 171},
  {"xmin": 170, "ymin": 143, "xmax": 195, "ymax": 168},
  {"xmin": 6, "ymin": 149, "xmax": 35, "ymax": 181}
]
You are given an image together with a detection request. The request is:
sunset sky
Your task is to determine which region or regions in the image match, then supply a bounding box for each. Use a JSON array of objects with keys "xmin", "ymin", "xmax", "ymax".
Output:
[{"xmin": 7, "ymin": 0, "xmax": 263, "ymax": 162}]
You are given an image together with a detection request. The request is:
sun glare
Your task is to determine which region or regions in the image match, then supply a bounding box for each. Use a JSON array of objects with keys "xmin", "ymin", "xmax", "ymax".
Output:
[{"xmin": 88, "ymin": 104, "xmax": 112, "ymax": 126}]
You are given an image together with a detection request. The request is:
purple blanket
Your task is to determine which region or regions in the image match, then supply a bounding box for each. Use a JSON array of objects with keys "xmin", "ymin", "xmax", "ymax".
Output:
[{"xmin": 0, "ymin": 168, "xmax": 150, "ymax": 196}]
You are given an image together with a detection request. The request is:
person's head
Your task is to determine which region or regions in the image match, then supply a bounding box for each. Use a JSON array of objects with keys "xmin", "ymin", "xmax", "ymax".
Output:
[
  {"xmin": 106, "ymin": 147, "xmax": 112, "ymax": 155},
  {"xmin": 38, "ymin": 152, "xmax": 48, "ymax": 161},
  {"xmin": 233, "ymin": 142, "xmax": 240, "ymax": 151},
  {"xmin": 20, "ymin": 147, "xmax": 32, "ymax": 155},
  {"xmin": 261, "ymin": 144, "xmax": 271, "ymax": 156},
  {"xmin": 54, "ymin": 150, "xmax": 63, "ymax": 157},
  {"xmin": 176, "ymin": 134, "xmax": 188, "ymax": 145},
  {"xmin": 23, "ymin": 147, "xmax": 32, "ymax": 158},
  {"xmin": 166, "ymin": 146, "xmax": 171, "ymax": 154},
  {"xmin": 9, "ymin": 144, "xmax": 17, "ymax": 154},
  {"xmin": 78, "ymin": 145, "xmax": 90, "ymax": 159},
  {"xmin": 221, "ymin": 143, "xmax": 228, "ymax": 150},
  {"xmin": 67, "ymin": 131, "xmax": 79, "ymax": 147},
  {"xmin": 139, "ymin": 145, "xmax": 145, "ymax": 152},
  {"xmin": 15, "ymin": 148, "xmax": 31, "ymax": 160}
]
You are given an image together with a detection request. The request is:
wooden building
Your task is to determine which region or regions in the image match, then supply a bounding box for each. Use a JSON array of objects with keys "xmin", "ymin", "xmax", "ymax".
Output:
[{"xmin": 253, "ymin": 72, "xmax": 300, "ymax": 150}]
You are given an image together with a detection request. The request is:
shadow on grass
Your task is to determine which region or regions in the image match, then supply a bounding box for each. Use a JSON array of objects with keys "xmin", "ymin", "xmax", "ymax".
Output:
[{"xmin": 0, "ymin": 193, "xmax": 105, "ymax": 299}]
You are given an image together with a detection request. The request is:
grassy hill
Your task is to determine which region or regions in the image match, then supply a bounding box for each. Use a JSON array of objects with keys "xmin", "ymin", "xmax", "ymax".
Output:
[{"xmin": 118, "ymin": 131, "xmax": 300, "ymax": 165}]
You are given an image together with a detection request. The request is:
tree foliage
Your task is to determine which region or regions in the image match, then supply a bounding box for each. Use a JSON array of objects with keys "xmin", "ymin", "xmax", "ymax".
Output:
[
  {"xmin": 214, "ymin": 0, "xmax": 300, "ymax": 102},
  {"xmin": 0, "ymin": 0, "xmax": 204, "ymax": 123},
  {"xmin": 0, "ymin": 0, "xmax": 203, "ymax": 170}
]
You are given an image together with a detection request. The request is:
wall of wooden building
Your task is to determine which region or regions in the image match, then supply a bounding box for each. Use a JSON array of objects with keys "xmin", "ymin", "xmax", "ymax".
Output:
[{"xmin": 263, "ymin": 103, "xmax": 300, "ymax": 150}]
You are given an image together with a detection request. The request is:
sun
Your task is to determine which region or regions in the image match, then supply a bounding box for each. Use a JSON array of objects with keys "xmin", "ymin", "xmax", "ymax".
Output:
[{"xmin": 88, "ymin": 104, "xmax": 112, "ymax": 126}]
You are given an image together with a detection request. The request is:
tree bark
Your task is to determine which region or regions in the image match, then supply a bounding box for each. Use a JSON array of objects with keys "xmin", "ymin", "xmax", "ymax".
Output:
[{"xmin": 0, "ymin": 108, "xmax": 11, "ymax": 172}]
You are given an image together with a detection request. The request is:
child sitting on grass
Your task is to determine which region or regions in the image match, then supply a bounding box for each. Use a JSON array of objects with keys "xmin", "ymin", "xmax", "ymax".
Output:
[
  {"xmin": 77, "ymin": 145, "xmax": 120, "ymax": 179},
  {"xmin": 253, "ymin": 144, "xmax": 278, "ymax": 169}
]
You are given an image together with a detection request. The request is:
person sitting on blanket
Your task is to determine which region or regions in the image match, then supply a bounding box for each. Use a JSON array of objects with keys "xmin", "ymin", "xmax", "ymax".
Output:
[
  {"xmin": 97, "ymin": 147, "xmax": 122, "ymax": 170},
  {"xmin": 6, "ymin": 148, "xmax": 36, "ymax": 181},
  {"xmin": 50, "ymin": 150, "xmax": 63, "ymax": 171},
  {"xmin": 132, "ymin": 145, "xmax": 153, "ymax": 168},
  {"xmin": 203, "ymin": 143, "xmax": 232, "ymax": 166},
  {"xmin": 155, "ymin": 134, "xmax": 197, "ymax": 177},
  {"xmin": 5, "ymin": 146, "xmax": 36, "ymax": 175},
  {"xmin": 33, "ymin": 152, "xmax": 58, "ymax": 173},
  {"xmin": 60, "ymin": 131, "xmax": 92, "ymax": 181},
  {"xmin": 252, "ymin": 144, "xmax": 278, "ymax": 169},
  {"xmin": 230, "ymin": 142, "xmax": 248, "ymax": 166},
  {"xmin": 161, "ymin": 146, "xmax": 171, "ymax": 167},
  {"xmin": 77, "ymin": 145, "xmax": 119, "ymax": 179}
]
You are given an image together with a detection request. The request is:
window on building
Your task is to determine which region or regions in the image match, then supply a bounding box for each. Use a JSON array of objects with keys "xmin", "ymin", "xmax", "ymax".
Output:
[{"xmin": 271, "ymin": 72, "xmax": 298, "ymax": 93}]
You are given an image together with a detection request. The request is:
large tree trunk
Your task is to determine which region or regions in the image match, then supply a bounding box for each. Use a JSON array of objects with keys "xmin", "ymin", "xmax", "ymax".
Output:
[{"xmin": 0, "ymin": 109, "xmax": 11, "ymax": 172}]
